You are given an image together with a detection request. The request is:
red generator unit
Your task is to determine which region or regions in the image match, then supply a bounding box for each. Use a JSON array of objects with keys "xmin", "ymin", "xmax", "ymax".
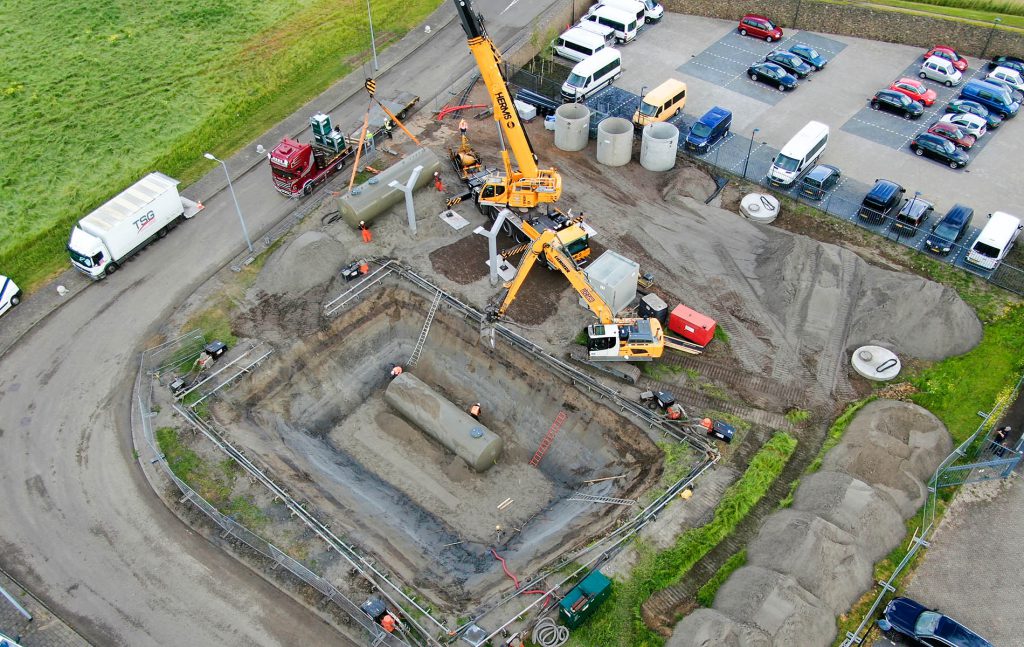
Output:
[{"xmin": 669, "ymin": 304, "xmax": 716, "ymax": 347}]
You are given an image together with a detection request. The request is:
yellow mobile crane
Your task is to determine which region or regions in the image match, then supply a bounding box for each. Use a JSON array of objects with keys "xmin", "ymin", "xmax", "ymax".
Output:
[
  {"xmin": 454, "ymin": 0, "xmax": 561, "ymax": 210},
  {"xmin": 488, "ymin": 229, "xmax": 669, "ymax": 373}
]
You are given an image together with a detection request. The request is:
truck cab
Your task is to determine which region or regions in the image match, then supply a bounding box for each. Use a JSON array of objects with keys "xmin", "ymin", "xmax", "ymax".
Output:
[
  {"xmin": 269, "ymin": 138, "xmax": 318, "ymax": 196},
  {"xmin": 68, "ymin": 225, "xmax": 113, "ymax": 278}
]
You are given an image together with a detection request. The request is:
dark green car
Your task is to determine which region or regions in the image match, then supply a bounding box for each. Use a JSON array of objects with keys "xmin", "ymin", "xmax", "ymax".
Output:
[{"xmin": 799, "ymin": 164, "xmax": 840, "ymax": 200}]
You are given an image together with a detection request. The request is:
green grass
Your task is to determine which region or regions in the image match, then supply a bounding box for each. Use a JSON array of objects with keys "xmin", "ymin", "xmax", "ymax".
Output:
[
  {"xmin": 858, "ymin": 0, "xmax": 1024, "ymax": 27},
  {"xmin": 695, "ymin": 550, "xmax": 746, "ymax": 608},
  {"xmin": 641, "ymin": 362, "xmax": 685, "ymax": 381},
  {"xmin": 183, "ymin": 300, "xmax": 238, "ymax": 348},
  {"xmin": 713, "ymin": 325, "xmax": 730, "ymax": 345},
  {"xmin": 568, "ymin": 432, "xmax": 798, "ymax": 647},
  {"xmin": 1, "ymin": 0, "xmax": 441, "ymax": 291},
  {"xmin": 156, "ymin": 426, "xmax": 232, "ymax": 502},
  {"xmin": 785, "ymin": 408, "xmax": 811, "ymax": 425},
  {"xmin": 910, "ymin": 304, "xmax": 1024, "ymax": 444}
]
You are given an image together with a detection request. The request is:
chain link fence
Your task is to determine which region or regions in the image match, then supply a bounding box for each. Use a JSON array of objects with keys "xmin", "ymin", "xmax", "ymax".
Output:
[
  {"xmin": 496, "ymin": 65, "xmax": 1024, "ymax": 297},
  {"xmin": 132, "ymin": 331, "xmax": 415, "ymax": 647}
]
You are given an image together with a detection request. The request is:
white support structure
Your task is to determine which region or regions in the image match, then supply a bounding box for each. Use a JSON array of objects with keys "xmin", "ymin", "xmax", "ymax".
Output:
[
  {"xmin": 473, "ymin": 209, "xmax": 511, "ymax": 286},
  {"xmin": 388, "ymin": 164, "xmax": 425, "ymax": 235}
]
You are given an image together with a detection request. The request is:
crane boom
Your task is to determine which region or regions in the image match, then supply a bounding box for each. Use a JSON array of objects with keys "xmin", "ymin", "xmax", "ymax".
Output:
[{"xmin": 453, "ymin": 0, "xmax": 561, "ymax": 208}]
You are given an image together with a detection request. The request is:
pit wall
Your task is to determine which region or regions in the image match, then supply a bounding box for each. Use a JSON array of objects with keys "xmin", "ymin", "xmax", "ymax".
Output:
[{"xmin": 662, "ymin": 0, "xmax": 1024, "ymax": 59}]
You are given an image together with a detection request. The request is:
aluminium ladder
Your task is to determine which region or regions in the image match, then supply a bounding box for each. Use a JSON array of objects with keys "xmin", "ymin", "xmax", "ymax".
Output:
[{"xmin": 408, "ymin": 290, "xmax": 443, "ymax": 368}]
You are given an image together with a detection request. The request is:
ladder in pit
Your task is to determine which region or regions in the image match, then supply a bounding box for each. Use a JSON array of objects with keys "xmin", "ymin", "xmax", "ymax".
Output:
[{"xmin": 408, "ymin": 290, "xmax": 443, "ymax": 368}]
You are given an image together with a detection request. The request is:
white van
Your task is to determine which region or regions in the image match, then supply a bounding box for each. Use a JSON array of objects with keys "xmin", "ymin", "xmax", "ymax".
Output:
[
  {"xmin": 966, "ymin": 211, "xmax": 1022, "ymax": 269},
  {"xmin": 591, "ymin": 0, "xmax": 645, "ymax": 28},
  {"xmin": 560, "ymin": 48, "xmax": 622, "ymax": 102},
  {"xmin": 553, "ymin": 27, "xmax": 607, "ymax": 63},
  {"xmin": 920, "ymin": 56, "xmax": 962, "ymax": 87},
  {"xmin": 637, "ymin": 0, "xmax": 664, "ymax": 23},
  {"xmin": 0, "ymin": 275, "xmax": 22, "ymax": 319},
  {"xmin": 582, "ymin": 6, "xmax": 639, "ymax": 44},
  {"xmin": 576, "ymin": 20, "xmax": 616, "ymax": 46},
  {"xmin": 767, "ymin": 121, "xmax": 829, "ymax": 186}
]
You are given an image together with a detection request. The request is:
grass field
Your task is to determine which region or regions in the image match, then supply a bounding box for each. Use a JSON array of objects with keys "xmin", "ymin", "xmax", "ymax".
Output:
[{"xmin": 1, "ymin": 0, "xmax": 441, "ymax": 289}]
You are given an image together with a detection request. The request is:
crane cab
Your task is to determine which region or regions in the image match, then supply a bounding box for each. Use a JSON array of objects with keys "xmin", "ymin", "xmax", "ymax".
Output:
[{"xmin": 587, "ymin": 319, "xmax": 665, "ymax": 360}]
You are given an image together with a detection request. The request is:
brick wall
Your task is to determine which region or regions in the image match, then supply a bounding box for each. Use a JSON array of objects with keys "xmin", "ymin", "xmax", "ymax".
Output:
[{"xmin": 662, "ymin": 0, "xmax": 1024, "ymax": 59}]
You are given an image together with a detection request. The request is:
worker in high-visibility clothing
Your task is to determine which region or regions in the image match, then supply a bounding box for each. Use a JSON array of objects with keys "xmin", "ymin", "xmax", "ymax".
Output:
[
  {"xmin": 389, "ymin": 364, "xmax": 404, "ymax": 378},
  {"xmin": 381, "ymin": 613, "xmax": 396, "ymax": 633},
  {"xmin": 459, "ymin": 118, "xmax": 468, "ymax": 134},
  {"xmin": 469, "ymin": 402, "xmax": 481, "ymax": 420}
]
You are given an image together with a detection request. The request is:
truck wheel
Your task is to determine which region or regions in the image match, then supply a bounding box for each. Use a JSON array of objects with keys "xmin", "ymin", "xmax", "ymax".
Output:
[
  {"xmin": 105, "ymin": 263, "xmax": 118, "ymax": 276},
  {"xmin": 335, "ymin": 160, "xmax": 346, "ymax": 172},
  {"xmin": 157, "ymin": 227, "xmax": 168, "ymax": 239},
  {"xmin": 10, "ymin": 294, "xmax": 20, "ymax": 306},
  {"xmin": 303, "ymin": 182, "xmax": 313, "ymax": 196}
]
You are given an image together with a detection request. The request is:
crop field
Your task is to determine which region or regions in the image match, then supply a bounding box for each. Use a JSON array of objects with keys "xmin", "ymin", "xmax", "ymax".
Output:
[{"xmin": 0, "ymin": 0, "xmax": 441, "ymax": 287}]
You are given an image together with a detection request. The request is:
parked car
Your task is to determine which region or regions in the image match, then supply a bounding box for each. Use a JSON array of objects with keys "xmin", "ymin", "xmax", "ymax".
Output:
[
  {"xmin": 859, "ymin": 179, "xmax": 905, "ymax": 223},
  {"xmin": 945, "ymin": 99, "xmax": 1003, "ymax": 129},
  {"xmin": 870, "ymin": 89, "xmax": 924, "ymax": 119},
  {"xmin": 891, "ymin": 77, "xmax": 938, "ymax": 106},
  {"xmin": 878, "ymin": 597, "xmax": 992, "ymax": 647},
  {"xmin": 925, "ymin": 204, "xmax": 974, "ymax": 255},
  {"xmin": 738, "ymin": 14, "xmax": 782, "ymax": 42},
  {"xmin": 685, "ymin": 106, "xmax": 732, "ymax": 153},
  {"xmin": 765, "ymin": 50, "xmax": 813, "ymax": 78},
  {"xmin": 920, "ymin": 55, "xmax": 963, "ymax": 87},
  {"xmin": 799, "ymin": 164, "xmax": 841, "ymax": 200},
  {"xmin": 927, "ymin": 121, "xmax": 976, "ymax": 149},
  {"xmin": 893, "ymin": 196, "xmax": 935, "ymax": 232},
  {"xmin": 938, "ymin": 112, "xmax": 986, "ymax": 138},
  {"xmin": 0, "ymin": 275, "xmax": 21, "ymax": 319},
  {"xmin": 789, "ymin": 43, "xmax": 828, "ymax": 70},
  {"xmin": 924, "ymin": 45, "xmax": 968, "ymax": 72},
  {"xmin": 748, "ymin": 62, "xmax": 798, "ymax": 91},
  {"xmin": 911, "ymin": 132, "xmax": 970, "ymax": 169},
  {"xmin": 987, "ymin": 66, "xmax": 1024, "ymax": 94},
  {"xmin": 987, "ymin": 55, "xmax": 1024, "ymax": 75}
]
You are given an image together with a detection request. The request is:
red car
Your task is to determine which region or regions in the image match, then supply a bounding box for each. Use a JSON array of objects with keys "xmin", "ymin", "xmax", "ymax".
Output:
[
  {"xmin": 890, "ymin": 77, "xmax": 938, "ymax": 106},
  {"xmin": 738, "ymin": 14, "xmax": 783, "ymax": 42},
  {"xmin": 927, "ymin": 121, "xmax": 977, "ymax": 149},
  {"xmin": 924, "ymin": 46, "xmax": 968, "ymax": 72}
]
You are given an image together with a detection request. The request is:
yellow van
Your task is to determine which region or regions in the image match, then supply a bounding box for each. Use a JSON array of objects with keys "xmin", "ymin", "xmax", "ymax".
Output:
[{"xmin": 633, "ymin": 79, "xmax": 687, "ymax": 126}]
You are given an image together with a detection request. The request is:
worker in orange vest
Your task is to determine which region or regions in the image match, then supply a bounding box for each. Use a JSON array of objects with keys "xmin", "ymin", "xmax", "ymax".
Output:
[
  {"xmin": 381, "ymin": 613, "xmax": 396, "ymax": 633},
  {"xmin": 389, "ymin": 364, "xmax": 403, "ymax": 378},
  {"xmin": 359, "ymin": 259, "xmax": 369, "ymax": 275},
  {"xmin": 358, "ymin": 220, "xmax": 372, "ymax": 243},
  {"xmin": 433, "ymin": 172, "xmax": 445, "ymax": 192},
  {"xmin": 469, "ymin": 403, "xmax": 481, "ymax": 420},
  {"xmin": 459, "ymin": 118, "xmax": 468, "ymax": 134}
]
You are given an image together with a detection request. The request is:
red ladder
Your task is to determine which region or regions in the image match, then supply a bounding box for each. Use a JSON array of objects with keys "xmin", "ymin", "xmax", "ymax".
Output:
[{"xmin": 530, "ymin": 411, "xmax": 568, "ymax": 467}]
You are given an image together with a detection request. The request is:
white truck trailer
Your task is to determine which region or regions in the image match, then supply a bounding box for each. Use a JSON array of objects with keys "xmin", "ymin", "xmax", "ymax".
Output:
[
  {"xmin": 67, "ymin": 172, "xmax": 202, "ymax": 279},
  {"xmin": 0, "ymin": 275, "xmax": 21, "ymax": 318}
]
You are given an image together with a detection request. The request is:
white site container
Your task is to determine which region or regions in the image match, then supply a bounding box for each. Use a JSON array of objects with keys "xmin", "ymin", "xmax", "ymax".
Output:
[
  {"xmin": 581, "ymin": 250, "xmax": 639, "ymax": 314},
  {"xmin": 514, "ymin": 99, "xmax": 537, "ymax": 121}
]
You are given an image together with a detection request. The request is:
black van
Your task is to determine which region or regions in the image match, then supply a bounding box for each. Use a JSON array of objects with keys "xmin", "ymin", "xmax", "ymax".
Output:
[
  {"xmin": 859, "ymin": 179, "xmax": 905, "ymax": 223},
  {"xmin": 924, "ymin": 203, "xmax": 974, "ymax": 255}
]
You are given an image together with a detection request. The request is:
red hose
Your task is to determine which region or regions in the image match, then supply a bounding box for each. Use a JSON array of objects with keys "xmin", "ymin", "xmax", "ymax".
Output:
[{"xmin": 491, "ymin": 548, "xmax": 520, "ymax": 589}]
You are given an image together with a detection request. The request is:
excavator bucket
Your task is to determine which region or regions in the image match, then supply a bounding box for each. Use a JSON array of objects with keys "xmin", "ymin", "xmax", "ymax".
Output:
[{"xmin": 479, "ymin": 319, "xmax": 496, "ymax": 349}]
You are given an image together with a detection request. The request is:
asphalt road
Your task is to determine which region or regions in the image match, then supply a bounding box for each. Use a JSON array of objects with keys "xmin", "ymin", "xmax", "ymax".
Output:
[{"xmin": 0, "ymin": 0, "xmax": 555, "ymax": 643}]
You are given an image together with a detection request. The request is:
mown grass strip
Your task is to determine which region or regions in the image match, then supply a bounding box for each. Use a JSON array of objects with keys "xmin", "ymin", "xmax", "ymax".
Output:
[
  {"xmin": 568, "ymin": 432, "xmax": 798, "ymax": 647},
  {"xmin": 859, "ymin": 0, "xmax": 1024, "ymax": 27}
]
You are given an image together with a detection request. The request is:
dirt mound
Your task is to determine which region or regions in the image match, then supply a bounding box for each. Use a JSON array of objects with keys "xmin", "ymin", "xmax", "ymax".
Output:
[
  {"xmin": 713, "ymin": 566, "xmax": 836, "ymax": 646},
  {"xmin": 666, "ymin": 609, "xmax": 771, "ymax": 647},
  {"xmin": 661, "ymin": 165, "xmax": 718, "ymax": 204},
  {"xmin": 255, "ymin": 230, "xmax": 345, "ymax": 296},
  {"xmin": 792, "ymin": 471, "xmax": 904, "ymax": 561},
  {"xmin": 822, "ymin": 400, "xmax": 952, "ymax": 516},
  {"xmin": 746, "ymin": 510, "xmax": 871, "ymax": 613}
]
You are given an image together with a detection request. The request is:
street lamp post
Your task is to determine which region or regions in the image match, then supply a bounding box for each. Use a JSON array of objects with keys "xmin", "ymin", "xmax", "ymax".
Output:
[
  {"xmin": 743, "ymin": 127, "xmax": 760, "ymax": 179},
  {"xmin": 204, "ymin": 153, "xmax": 253, "ymax": 253},
  {"xmin": 367, "ymin": 0, "xmax": 379, "ymax": 70},
  {"xmin": 982, "ymin": 17, "xmax": 1002, "ymax": 59}
]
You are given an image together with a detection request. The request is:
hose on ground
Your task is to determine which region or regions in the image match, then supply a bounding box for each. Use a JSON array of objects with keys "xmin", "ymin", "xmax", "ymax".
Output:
[{"xmin": 532, "ymin": 616, "xmax": 569, "ymax": 647}]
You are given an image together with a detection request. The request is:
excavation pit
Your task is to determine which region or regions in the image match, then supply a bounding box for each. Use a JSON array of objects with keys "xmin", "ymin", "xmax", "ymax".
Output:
[{"xmin": 213, "ymin": 285, "xmax": 663, "ymax": 608}]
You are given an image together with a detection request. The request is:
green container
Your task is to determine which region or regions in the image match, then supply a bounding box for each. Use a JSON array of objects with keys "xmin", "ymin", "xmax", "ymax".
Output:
[{"xmin": 558, "ymin": 570, "xmax": 612, "ymax": 629}]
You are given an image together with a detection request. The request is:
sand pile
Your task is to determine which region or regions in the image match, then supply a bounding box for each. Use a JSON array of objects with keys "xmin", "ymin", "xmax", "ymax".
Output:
[
  {"xmin": 665, "ymin": 608, "xmax": 770, "ymax": 647},
  {"xmin": 255, "ymin": 230, "xmax": 345, "ymax": 296},
  {"xmin": 791, "ymin": 472, "xmax": 904, "ymax": 561},
  {"xmin": 669, "ymin": 400, "xmax": 951, "ymax": 646},
  {"xmin": 746, "ymin": 510, "xmax": 871, "ymax": 613}
]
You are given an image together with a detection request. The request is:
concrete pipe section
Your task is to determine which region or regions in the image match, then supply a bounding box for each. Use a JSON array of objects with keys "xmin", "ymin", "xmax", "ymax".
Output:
[
  {"xmin": 554, "ymin": 103, "xmax": 591, "ymax": 152},
  {"xmin": 640, "ymin": 122, "xmax": 679, "ymax": 172},
  {"xmin": 384, "ymin": 372, "xmax": 503, "ymax": 472},
  {"xmin": 596, "ymin": 117, "xmax": 633, "ymax": 167},
  {"xmin": 740, "ymin": 193, "xmax": 780, "ymax": 224},
  {"xmin": 851, "ymin": 346, "xmax": 901, "ymax": 381},
  {"xmin": 337, "ymin": 147, "xmax": 442, "ymax": 228}
]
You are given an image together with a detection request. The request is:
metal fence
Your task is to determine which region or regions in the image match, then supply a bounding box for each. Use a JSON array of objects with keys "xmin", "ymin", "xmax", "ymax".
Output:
[
  {"xmin": 839, "ymin": 370, "xmax": 1024, "ymax": 646},
  {"xmin": 132, "ymin": 331, "xmax": 417, "ymax": 647},
  {"xmin": 497, "ymin": 67, "xmax": 1024, "ymax": 296}
]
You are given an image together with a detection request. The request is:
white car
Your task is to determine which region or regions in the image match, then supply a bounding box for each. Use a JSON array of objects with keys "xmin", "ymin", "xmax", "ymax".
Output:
[
  {"xmin": 0, "ymin": 275, "xmax": 21, "ymax": 318},
  {"xmin": 987, "ymin": 66, "xmax": 1024, "ymax": 93},
  {"xmin": 938, "ymin": 113, "xmax": 987, "ymax": 139}
]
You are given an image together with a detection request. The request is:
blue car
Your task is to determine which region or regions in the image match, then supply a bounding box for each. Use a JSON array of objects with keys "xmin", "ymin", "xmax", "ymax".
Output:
[
  {"xmin": 685, "ymin": 106, "xmax": 732, "ymax": 153},
  {"xmin": 789, "ymin": 43, "xmax": 828, "ymax": 70},
  {"xmin": 878, "ymin": 597, "xmax": 992, "ymax": 646},
  {"xmin": 748, "ymin": 62, "xmax": 798, "ymax": 91}
]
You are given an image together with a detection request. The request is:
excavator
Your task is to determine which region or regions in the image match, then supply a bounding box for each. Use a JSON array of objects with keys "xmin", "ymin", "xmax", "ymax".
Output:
[
  {"xmin": 487, "ymin": 229, "xmax": 675, "ymax": 382},
  {"xmin": 452, "ymin": 0, "xmax": 592, "ymax": 265}
]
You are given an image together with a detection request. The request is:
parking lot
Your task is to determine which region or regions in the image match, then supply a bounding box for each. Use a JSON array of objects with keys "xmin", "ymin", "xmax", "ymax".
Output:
[{"xmin": 560, "ymin": 13, "xmax": 1022, "ymax": 231}]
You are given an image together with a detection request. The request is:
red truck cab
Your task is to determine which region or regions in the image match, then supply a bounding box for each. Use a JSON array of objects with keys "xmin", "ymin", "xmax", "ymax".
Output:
[
  {"xmin": 269, "ymin": 138, "xmax": 318, "ymax": 196},
  {"xmin": 269, "ymin": 112, "xmax": 354, "ymax": 197}
]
